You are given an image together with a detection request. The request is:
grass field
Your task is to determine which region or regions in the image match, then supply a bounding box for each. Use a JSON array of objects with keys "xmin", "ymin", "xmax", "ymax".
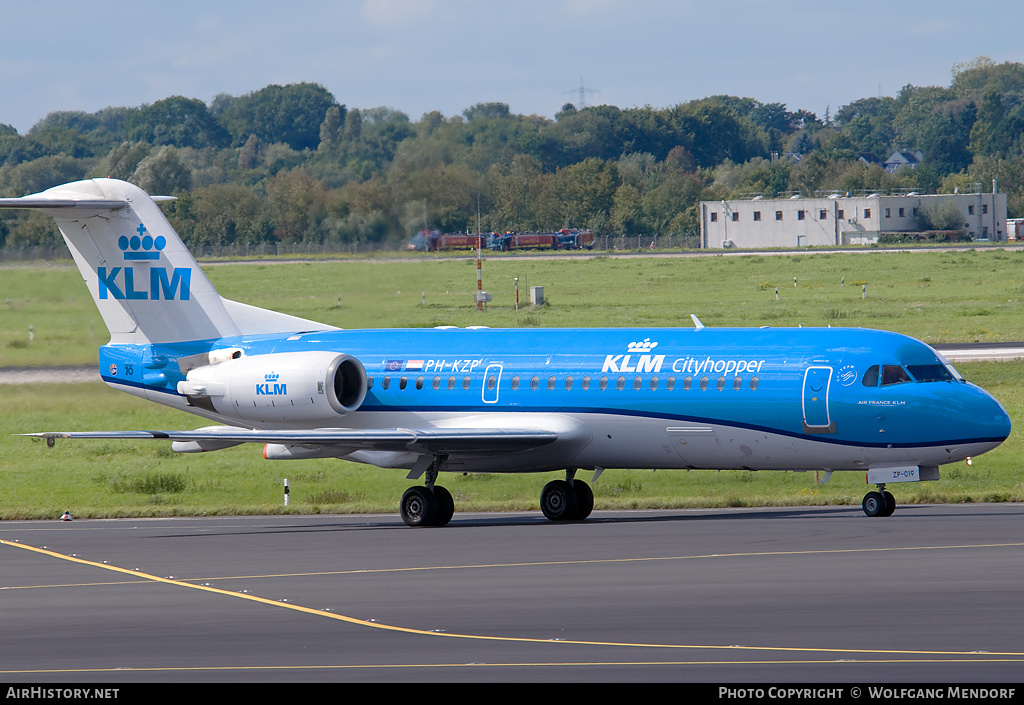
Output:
[
  {"xmin": 4, "ymin": 248, "xmax": 1024, "ymax": 366},
  {"xmin": 0, "ymin": 250, "xmax": 1021, "ymax": 519}
]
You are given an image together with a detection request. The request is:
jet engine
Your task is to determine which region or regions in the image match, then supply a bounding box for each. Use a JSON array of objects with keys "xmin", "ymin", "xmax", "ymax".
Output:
[{"xmin": 177, "ymin": 350, "xmax": 366, "ymax": 423}]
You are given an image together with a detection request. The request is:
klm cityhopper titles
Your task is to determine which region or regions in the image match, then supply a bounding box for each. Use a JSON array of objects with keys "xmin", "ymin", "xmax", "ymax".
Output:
[{"xmin": 0, "ymin": 179, "xmax": 1011, "ymax": 527}]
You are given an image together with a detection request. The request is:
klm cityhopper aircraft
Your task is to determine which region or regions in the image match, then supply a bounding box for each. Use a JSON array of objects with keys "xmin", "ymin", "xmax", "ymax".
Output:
[{"xmin": 1, "ymin": 179, "xmax": 1011, "ymax": 526}]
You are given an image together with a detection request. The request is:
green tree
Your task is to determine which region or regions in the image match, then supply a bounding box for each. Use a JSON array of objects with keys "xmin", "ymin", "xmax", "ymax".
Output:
[
  {"xmin": 545, "ymin": 157, "xmax": 619, "ymax": 231},
  {"xmin": 319, "ymin": 106, "xmax": 343, "ymax": 150},
  {"xmin": 265, "ymin": 169, "xmax": 325, "ymax": 241},
  {"xmin": 179, "ymin": 183, "xmax": 264, "ymax": 246},
  {"xmin": 919, "ymin": 198, "xmax": 964, "ymax": 231},
  {"xmin": 3, "ymin": 154, "xmax": 87, "ymax": 194},
  {"xmin": 969, "ymin": 90, "xmax": 1024, "ymax": 158},
  {"xmin": 133, "ymin": 146, "xmax": 193, "ymax": 195},
  {"xmin": 98, "ymin": 142, "xmax": 152, "ymax": 181},
  {"xmin": 667, "ymin": 99, "xmax": 765, "ymax": 168},
  {"xmin": 486, "ymin": 154, "xmax": 543, "ymax": 231},
  {"xmin": 642, "ymin": 172, "xmax": 705, "ymax": 236},
  {"xmin": 217, "ymin": 83, "xmax": 340, "ymax": 151},
  {"xmin": 126, "ymin": 96, "xmax": 230, "ymax": 149},
  {"xmin": 610, "ymin": 183, "xmax": 643, "ymax": 235}
]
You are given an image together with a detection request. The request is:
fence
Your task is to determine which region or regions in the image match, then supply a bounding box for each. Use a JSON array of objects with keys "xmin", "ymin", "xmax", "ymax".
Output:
[{"xmin": 1, "ymin": 233, "xmax": 703, "ymax": 262}]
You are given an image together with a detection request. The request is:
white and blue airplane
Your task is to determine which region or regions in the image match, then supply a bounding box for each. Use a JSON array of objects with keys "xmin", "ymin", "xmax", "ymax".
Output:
[{"xmin": 0, "ymin": 179, "xmax": 1011, "ymax": 526}]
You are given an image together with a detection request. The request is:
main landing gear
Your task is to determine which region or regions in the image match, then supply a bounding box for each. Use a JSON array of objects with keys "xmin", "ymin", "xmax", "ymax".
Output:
[
  {"xmin": 540, "ymin": 469, "xmax": 594, "ymax": 522},
  {"xmin": 862, "ymin": 483, "xmax": 896, "ymax": 517},
  {"xmin": 400, "ymin": 485, "xmax": 454, "ymax": 527},
  {"xmin": 400, "ymin": 456, "xmax": 454, "ymax": 527},
  {"xmin": 400, "ymin": 462, "xmax": 596, "ymax": 527}
]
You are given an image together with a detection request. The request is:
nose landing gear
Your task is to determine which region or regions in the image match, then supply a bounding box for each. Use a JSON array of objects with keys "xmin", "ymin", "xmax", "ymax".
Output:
[{"xmin": 862, "ymin": 484, "xmax": 896, "ymax": 517}]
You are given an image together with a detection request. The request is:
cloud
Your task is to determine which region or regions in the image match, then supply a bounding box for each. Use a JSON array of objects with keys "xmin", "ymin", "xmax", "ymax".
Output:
[
  {"xmin": 561, "ymin": 0, "xmax": 622, "ymax": 13},
  {"xmin": 362, "ymin": 0, "xmax": 437, "ymax": 27},
  {"xmin": 908, "ymin": 17, "xmax": 957, "ymax": 36}
]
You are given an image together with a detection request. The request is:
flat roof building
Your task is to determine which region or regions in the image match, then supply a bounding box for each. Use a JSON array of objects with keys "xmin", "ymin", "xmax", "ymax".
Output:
[{"xmin": 699, "ymin": 192, "xmax": 1007, "ymax": 249}]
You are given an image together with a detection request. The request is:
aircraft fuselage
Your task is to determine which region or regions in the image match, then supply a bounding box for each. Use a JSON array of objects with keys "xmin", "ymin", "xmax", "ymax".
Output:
[{"xmin": 96, "ymin": 325, "xmax": 1009, "ymax": 475}]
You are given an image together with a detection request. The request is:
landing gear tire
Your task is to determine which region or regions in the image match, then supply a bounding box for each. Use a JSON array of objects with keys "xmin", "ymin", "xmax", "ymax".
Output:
[
  {"xmin": 881, "ymin": 491, "xmax": 896, "ymax": 517},
  {"xmin": 571, "ymin": 479, "xmax": 594, "ymax": 520},
  {"xmin": 862, "ymin": 491, "xmax": 887, "ymax": 517},
  {"xmin": 540, "ymin": 480, "xmax": 578, "ymax": 521},
  {"xmin": 432, "ymin": 485, "xmax": 455, "ymax": 527},
  {"xmin": 401, "ymin": 486, "xmax": 438, "ymax": 527}
]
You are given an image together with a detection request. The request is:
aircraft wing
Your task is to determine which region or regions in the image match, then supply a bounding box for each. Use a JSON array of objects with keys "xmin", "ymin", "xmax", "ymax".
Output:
[{"xmin": 22, "ymin": 426, "xmax": 559, "ymax": 455}]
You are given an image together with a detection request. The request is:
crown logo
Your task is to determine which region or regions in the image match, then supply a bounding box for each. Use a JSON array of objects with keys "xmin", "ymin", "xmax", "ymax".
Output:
[
  {"xmin": 265, "ymin": 372, "xmax": 279, "ymax": 382},
  {"xmin": 627, "ymin": 338, "xmax": 658, "ymax": 353},
  {"xmin": 119, "ymin": 224, "xmax": 167, "ymax": 261}
]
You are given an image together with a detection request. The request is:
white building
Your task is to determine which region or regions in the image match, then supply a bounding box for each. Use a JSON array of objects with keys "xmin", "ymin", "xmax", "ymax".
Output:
[{"xmin": 699, "ymin": 192, "xmax": 1007, "ymax": 249}]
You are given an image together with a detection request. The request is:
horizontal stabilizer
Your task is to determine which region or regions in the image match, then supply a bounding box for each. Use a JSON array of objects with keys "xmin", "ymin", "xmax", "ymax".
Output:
[{"xmin": 0, "ymin": 197, "xmax": 128, "ymax": 210}]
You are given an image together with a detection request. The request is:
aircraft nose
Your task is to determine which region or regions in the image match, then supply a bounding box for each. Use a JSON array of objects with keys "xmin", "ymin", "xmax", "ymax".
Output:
[{"xmin": 970, "ymin": 384, "xmax": 1011, "ymax": 443}]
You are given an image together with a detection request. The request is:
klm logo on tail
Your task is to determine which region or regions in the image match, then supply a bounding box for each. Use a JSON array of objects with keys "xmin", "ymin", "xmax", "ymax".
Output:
[{"xmin": 98, "ymin": 225, "xmax": 191, "ymax": 301}]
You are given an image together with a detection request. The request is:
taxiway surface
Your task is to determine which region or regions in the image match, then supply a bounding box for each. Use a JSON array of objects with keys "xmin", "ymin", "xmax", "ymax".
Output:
[{"xmin": 2, "ymin": 504, "xmax": 1023, "ymax": 683}]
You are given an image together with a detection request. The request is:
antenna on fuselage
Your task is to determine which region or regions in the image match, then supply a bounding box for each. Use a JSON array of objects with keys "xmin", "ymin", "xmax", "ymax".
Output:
[{"xmin": 691, "ymin": 314, "xmax": 705, "ymax": 330}]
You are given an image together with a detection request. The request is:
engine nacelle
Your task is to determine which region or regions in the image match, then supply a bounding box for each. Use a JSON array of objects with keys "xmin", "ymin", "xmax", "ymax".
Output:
[{"xmin": 177, "ymin": 351, "xmax": 366, "ymax": 423}]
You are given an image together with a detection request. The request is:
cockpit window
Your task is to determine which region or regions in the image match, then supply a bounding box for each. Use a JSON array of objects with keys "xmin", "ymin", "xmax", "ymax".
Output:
[
  {"xmin": 907, "ymin": 364, "xmax": 955, "ymax": 382},
  {"xmin": 881, "ymin": 365, "xmax": 911, "ymax": 386},
  {"xmin": 861, "ymin": 365, "xmax": 879, "ymax": 387}
]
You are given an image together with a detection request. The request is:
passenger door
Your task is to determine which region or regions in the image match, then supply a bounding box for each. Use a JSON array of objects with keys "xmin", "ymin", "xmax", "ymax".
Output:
[{"xmin": 802, "ymin": 366, "xmax": 836, "ymax": 433}]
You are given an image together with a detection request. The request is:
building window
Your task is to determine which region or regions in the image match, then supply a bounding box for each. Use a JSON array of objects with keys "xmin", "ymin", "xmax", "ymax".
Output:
[
  {"xmin": 885, "ymin": 208, "xmax": 890, "ymax": 218},
  {"xmin": 775, "ymin": 211, "xmax": 783, "ymax": 220},
  {"xmin": 982, "ymin": 204, "xmax": 988, "ymax": 214},
  {"xmin": 913, "ymin": 207, "xmax": 918, "ymax": 216},
  {"xmin": 731, "ymin": 212, "xmax": 739, "ymax": 222},
  {"xmin": 899, "ymin": 208, "xmax": 905, "ymax": 217},
  {"xmin": 819, "ymin": 209, "xmax": 827, "ymax": 219},
  {"xmin": 797, "ymin": 210, "xmax": 805, "ymax": 220},
  {"xmin": 753, "ymin": 211, "xmax": 761, "ymax": 221},
  {"xmin": 968, "ymin": 205, "xmax": 974, "ymax": 215},
  {"xmin": 710, "ymin": 212, "xmax": 718, "ymax": 222},
  {"xmin": 837, "ymin": 210, "xmax": 844, "ymax": 219},
  {"xmin": 864, "ymin": 209, "xmax": 871, "ymax": 218}
]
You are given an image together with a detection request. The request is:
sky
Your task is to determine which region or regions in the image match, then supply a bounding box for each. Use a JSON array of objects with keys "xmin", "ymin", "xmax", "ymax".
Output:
[{"xmin": 3, "ymin": 0, "xmax": 1024, "ymax": 134}]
